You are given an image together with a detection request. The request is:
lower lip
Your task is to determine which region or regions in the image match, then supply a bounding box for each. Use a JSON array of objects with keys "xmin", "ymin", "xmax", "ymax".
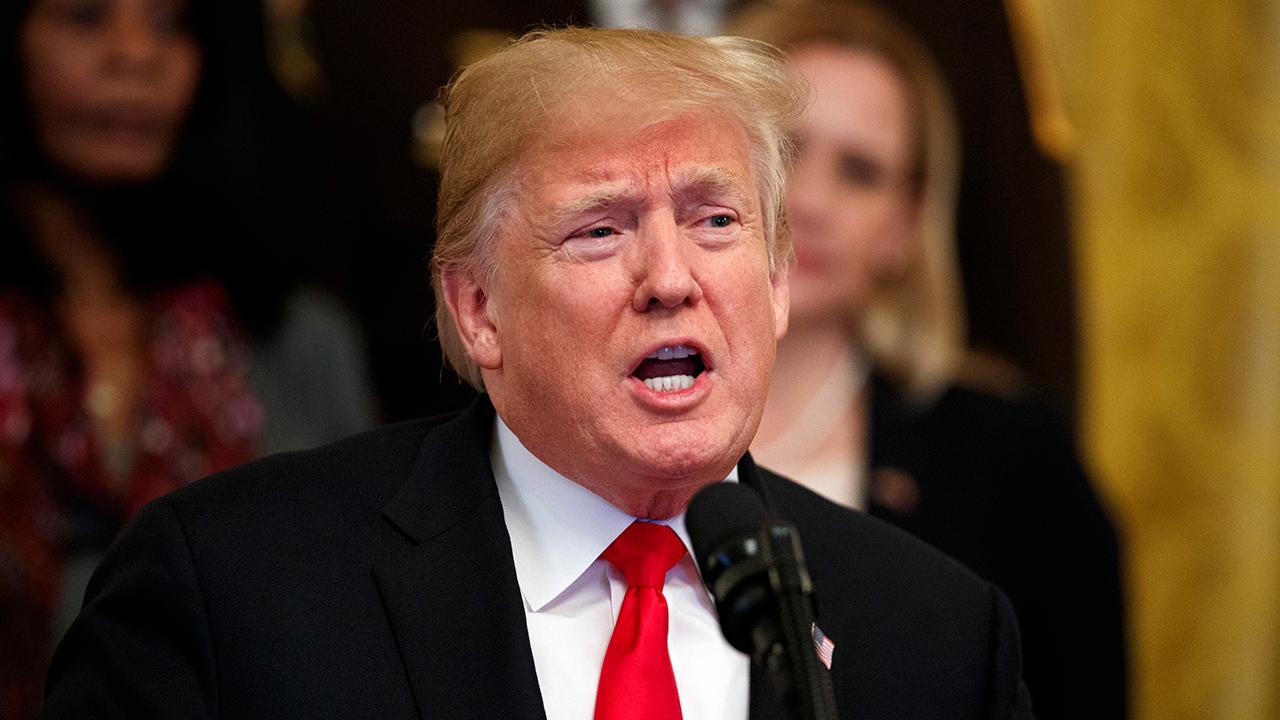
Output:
[
  {"xmin": 87, "ymin": 112, "xmax": 163, "ymax": 135},
  {"xmin": 627, "ymin": 370, "xmax": 713, "ymax": 410}
]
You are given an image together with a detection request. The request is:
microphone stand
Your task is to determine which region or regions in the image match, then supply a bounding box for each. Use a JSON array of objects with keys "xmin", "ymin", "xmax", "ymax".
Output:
[
  {"xmin": 760, "ymin": 521, "xmax": 839, "ymax": 720},
  {"xmin": 686, "ymin": 482, "xmax": 839, "ymax": 720}
]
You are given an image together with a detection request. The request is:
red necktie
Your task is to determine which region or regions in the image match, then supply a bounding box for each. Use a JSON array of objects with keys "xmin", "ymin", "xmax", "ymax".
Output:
[{"xmin": 594, "ymin": 522, "xmax": 687, "ymax": 720}]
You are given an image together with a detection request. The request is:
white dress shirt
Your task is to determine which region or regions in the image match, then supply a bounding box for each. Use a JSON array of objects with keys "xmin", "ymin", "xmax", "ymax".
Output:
[{"xmin": 492, "ymin": 416, "xmax": 751, "ymax": 720}]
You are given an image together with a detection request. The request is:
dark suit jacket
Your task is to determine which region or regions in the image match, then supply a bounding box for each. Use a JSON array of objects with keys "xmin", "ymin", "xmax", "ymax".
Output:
[
  {"xmin": 868, "ymin": 374, "xmax": 1126, "ymax": 720},
  {"xmin": 44, "ymin": 399, "xmax": 1034, "ymax": 719}
]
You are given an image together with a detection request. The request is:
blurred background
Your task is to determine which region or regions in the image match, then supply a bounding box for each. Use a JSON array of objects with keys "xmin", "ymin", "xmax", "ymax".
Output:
[
  {"xmin": 1035, "ymin": 2, "xmax": 1280, "ymax": 718},
  {"xmin": 1, "ymin": 0, "xmax": 1276, "ymax": 718}
]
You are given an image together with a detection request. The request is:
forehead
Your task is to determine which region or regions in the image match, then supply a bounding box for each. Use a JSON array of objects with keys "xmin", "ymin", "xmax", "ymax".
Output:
[
  {"xmin": 792, "ymin": 45, "xmax": 913, "ymax": 154},
  {"xmin": 515, "ymin": 111, "xmax": 758, "ymax": 209}
]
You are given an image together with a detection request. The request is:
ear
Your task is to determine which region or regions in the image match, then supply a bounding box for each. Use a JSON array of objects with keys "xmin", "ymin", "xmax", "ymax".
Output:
[
  {"xmin": 770, "ymin": 267, "xmax": 790, "ymax": 341},
  {"xmin": 440, "ymin": 269, "xmax": 502, "ymax": 370}
]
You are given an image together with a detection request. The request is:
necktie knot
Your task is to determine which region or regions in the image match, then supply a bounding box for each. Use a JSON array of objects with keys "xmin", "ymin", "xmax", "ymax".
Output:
[
  {"xmin": 602, "ymin": 522, "xmax": 686, "ymax": 591},
  {"xmin": 595, "ymin": 521, "xmax": 686, "ymax": 720}
]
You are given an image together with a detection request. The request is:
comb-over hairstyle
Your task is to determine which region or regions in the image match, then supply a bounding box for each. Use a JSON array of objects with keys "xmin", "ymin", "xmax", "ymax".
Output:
[{"xmin": 431, "ymin": 26, "xmax": 806, "ymax": 389}]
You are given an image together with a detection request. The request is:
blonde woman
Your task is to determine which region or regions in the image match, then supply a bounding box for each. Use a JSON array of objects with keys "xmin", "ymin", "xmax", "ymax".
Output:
[{"xmin": 738, "ymin": 2, "xmax": 1127, "ymax": 718}]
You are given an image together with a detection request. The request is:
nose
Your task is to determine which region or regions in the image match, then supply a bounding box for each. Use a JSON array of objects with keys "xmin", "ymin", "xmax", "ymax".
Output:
[
  {"xmin": 104, "ymin": 9, "xmax": 163, "ymax": 72},
  {"xmin": 631, "ymin": 217, "xmax": 704, "ymax": 313}
]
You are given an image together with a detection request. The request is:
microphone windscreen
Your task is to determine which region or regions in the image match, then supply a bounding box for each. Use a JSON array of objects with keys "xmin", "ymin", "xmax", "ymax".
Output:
[{"xmin": 687, "ymin": 482, "xmax": 768, "ymax": 565}]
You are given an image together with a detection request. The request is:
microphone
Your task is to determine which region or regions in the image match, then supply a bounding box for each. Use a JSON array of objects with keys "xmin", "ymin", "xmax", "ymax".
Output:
[
  {"xmin": 687, "ymin": 483, "xmax": 838, "ymax": 720},
  {"xmin": 686, "ymin": 482, "xmax": 771, "ymax": 653}
]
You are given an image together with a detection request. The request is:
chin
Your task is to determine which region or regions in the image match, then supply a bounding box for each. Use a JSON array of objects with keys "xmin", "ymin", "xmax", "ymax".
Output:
[
  {"xmin": 70, "ymin": 149, "xmax": 170, "ymax": 186},
  {"xmin": 626, "ymin": 422, "xmax": 744, "ymax": 482}
]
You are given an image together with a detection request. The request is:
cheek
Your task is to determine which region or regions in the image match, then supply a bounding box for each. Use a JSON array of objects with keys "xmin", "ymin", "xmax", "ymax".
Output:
[
  {"xmin": 874, "ymin": 199, "xmax": 921, "ymax": 276},
  {"xmin": 500, "ymin": 269, "xmax": 622, "ymax": 365},
  {"xmin": 785, "ymin": 206, "xmax": 884, "ymax": 322},
  {"xmin": 162, "ymin": 44, "xmax": 202, "ymax": 119},
  {"xmin": 788, "ymin": 212, "xmax": 875, "ymax": 303},
  {"xmin": 828, "ymin": 199, "xmax": 908, "ymax": 279},
  {"xmin": 719, "ymin": 265, "xmax": 786, "ymax": 353},
  {"xmin": 22, "ymin": 36, "xmax": 92, "ymax": 134}
]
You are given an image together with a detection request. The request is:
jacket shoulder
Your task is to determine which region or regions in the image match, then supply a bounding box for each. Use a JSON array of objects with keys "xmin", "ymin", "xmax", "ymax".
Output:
[
  {"xmin": 162, "ymin": 416, "xmax": 445, "ymax": 529},
  {"xmin": 762, "ymin": 466, "xmax": 993, "ymax": 601},
  {"xmin": 757, "ymin": 467, "xmax": 1031, "ymax": 718}
]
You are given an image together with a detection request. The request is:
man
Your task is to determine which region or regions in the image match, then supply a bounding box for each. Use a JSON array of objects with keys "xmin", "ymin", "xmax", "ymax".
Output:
[{"xmin": 43, "ymin": 28, "xmax": 1035, "ymax": 719}]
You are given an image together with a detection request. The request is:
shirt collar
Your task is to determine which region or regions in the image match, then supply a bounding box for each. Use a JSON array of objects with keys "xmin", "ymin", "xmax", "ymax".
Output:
[{"xmin": 491, "ymin": 414, "xmax": 737, "ymax": 611}]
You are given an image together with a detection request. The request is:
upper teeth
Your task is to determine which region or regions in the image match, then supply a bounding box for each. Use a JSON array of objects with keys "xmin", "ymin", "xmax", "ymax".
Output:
[{"xmin": 647, "ymin": 345, "xmax": 697, "ymax": 361}]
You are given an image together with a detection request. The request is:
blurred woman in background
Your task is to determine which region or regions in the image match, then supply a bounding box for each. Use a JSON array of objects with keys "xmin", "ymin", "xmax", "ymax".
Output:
[
  {"xmin": 0, "ymin": 0, "xmax": 374, "ymax": 715},
  {"xmin": 736, "ymin": 2, "xmax": 1127, "ymax": 717}
]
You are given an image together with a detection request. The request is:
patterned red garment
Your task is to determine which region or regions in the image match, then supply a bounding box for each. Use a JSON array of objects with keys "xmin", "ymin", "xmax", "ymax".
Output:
[{"xmin": 0, "ymin": 280, "xmax": 263, "ymax": 719}]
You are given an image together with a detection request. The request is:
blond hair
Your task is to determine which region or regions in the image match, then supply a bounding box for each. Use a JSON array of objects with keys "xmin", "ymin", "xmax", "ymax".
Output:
[
  {"xmin": 430, "ymin": 26, "xmax": 806, "ymax": 389},
  {"xmin": 732, "ymin": 0, "xmax": 968, "ymax": 400}
]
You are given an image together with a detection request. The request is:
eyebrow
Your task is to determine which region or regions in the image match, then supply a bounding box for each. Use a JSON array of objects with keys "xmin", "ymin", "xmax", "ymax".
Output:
[
  {"xmin": 550, "ymin": 182, "xmax": 639, "ymax": 226},
  {"xmin": 547, "ymin": 165, "xmax": 753, "ymax": 227},
  {"xmin": 671, "ymin": 166, "xmax": 753, "ymax": 208}
]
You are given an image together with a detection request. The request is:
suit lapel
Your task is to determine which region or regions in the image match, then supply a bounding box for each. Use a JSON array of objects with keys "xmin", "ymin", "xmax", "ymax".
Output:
[
  {"xmin": 373, "ymin": 400, "xmax": 546, "ymax": 720},
  {"xmin": 372, "ymin": 406, "xmax": 792, "ymax": 720},
  {"xmin": 738, "ymin": 451, "xmax": 778, "ymax": 512}
]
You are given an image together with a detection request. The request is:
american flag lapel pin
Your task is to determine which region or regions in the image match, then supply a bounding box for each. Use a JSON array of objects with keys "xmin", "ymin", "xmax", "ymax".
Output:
[{"xmin": 811, "ymin": 623, "xmax": 835, "ymax": 669}]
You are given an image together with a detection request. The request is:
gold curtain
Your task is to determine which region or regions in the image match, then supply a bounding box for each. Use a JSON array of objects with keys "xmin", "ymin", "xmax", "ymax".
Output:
[{"xmin": 1016, "ymin": 0, "xmax": 1280, "ymax": 717}]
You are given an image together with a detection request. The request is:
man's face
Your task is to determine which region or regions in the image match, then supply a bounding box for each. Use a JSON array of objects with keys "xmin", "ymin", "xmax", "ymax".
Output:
[{"xmin": 447, "ymin": 111, "xmax": 788, "ymax": 516}]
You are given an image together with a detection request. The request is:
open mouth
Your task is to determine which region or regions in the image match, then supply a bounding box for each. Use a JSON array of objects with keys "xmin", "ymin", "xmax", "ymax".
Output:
[{"xmin": 631, "ymin": 344, "xmax": 706, "ymax": 393}]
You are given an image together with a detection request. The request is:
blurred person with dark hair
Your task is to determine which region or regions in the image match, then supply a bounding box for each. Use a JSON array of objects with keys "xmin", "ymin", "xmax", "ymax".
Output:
[
  {"xmin": 736, "ymin": 3, "xmax": 1126, "ymax": 719},
  {"xmin": 0, "ymin": 0, "xmax": 375, "ymax": 715}
]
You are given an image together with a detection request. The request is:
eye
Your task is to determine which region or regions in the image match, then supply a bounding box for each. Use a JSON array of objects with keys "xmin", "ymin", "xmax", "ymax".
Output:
[
  {"xmin": 563, "ymin": 222, "xmax": 625, "ymax": 261},
  {"xmin": 697, "ymin": 212, "xmax": 737, "ymax": 232},
  {"xmin": 690, "ymin": 209, "xmax": 740, "ymax": 245},
  {"xmin": 148, "ymin": 0, "xmax": 190, "ymax": 36},
  {"xmin": 836, "ymin": 152, "xmax": 888, "ymax": 189},
  {"xmin": 567, "ymin": 224, "xmax": 619, "ymax": 243},
  {"xmin": 59, "ymin": 0, "xmax": 108, "ymax": 29},
  {"xmin": 565, "ymin": 223, "xmax": 623, "ymax": 247}
]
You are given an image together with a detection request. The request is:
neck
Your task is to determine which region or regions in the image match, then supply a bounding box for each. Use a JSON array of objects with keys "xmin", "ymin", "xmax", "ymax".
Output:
[
  {"xmin": 756, "ymin": 320, "xmax": 858, "ymax": 447},
  {"xmin": 602, "ymin": 483, "xmax": 708, "ymax": 520},
  {"xmin": 20, "ymin": 182, "xmax": 121, "ymax": 300},
  {"xmin": 561, "ymin": 453, "xmax": 734, "ymax": 520}
]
